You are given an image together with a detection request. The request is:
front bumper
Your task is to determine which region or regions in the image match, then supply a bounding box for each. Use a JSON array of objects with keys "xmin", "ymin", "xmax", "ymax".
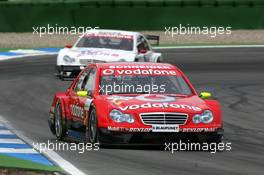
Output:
[
  {"xmin": 98, "ymin": 128, "xmax": 224, "ymax": 144},
  {"xmin": 56, "ymin": 65, "xmax": 84, "ymax": 72},
  {"xmin": 56, "ymin": 65, "xmax": 84, "ymax": 79}
]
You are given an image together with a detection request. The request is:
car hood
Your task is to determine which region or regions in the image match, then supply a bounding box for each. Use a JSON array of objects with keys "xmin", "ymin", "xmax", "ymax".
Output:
[
  {"xmin": 102, "ymin": 94, "xmax": 209, "ymax": 115},
  {"xmin": 69, "ymin": 48, "xmax": 136, "ymax": 62}
]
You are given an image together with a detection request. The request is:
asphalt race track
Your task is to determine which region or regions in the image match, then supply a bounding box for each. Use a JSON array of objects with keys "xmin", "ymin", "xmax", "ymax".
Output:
[{"xmin": 0, "ymin": 48, "xmax": 264, "ymax": 175}]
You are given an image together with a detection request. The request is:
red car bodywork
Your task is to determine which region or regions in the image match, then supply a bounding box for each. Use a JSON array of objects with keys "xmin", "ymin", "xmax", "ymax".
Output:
[{"xmin": 49, "ymin": 62, "xmax": 223, "ymax": 144}]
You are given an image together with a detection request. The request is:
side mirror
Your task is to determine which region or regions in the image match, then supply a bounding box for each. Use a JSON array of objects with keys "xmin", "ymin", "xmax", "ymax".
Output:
[
  {"xmin": 139, "ymin": 49, "xmax": 147, "ymax": 54},
  {"xmin": 199, "ymin": 92, "xmax": 212, "ymax": 99},
  {"xmin": 87, "ymin": 90, "xmax": 93, "ymax": 97},
  {"xmin": 65, "ymin": 44, "xmax": 73, "ymax": 49},
  {"xmin": 77, "ymin": 91, "xmax": 88, "ymax": 97}
]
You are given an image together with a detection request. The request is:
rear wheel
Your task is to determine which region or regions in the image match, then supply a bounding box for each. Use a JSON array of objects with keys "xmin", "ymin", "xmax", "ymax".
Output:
[{"xmin": 54, "ymin": 101, "xmax": 67, "ymax": 140}]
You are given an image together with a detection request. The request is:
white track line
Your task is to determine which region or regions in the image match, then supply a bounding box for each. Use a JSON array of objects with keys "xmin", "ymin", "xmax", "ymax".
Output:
[
  {"xmin": 0, "ymin": 115, "xmax": 86, "ymax": 175},
  {"xmin": 0, "ymin": 148, "xmax": 38, "ymax": 154},
  {"xmin": 0, "ymin": 139, "xmax": 25, "ymax": 144},
  {"xmin": 18, "ymin": 134, "xmax": 86, "ymax": 175},
  {"xmin": 0, "ymin": 130, "xmax": 13, "ymax": 135},
  {"xmin": 9, "ymin": 49, "xmax": 46, "ymax": 54}
]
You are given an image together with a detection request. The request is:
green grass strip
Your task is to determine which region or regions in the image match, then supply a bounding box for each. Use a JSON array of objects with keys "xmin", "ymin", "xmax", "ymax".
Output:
[
  {"xmin": 0, "ymin": 154, "xmax": 62, "ymax": 172},
  {"xmin": 0, "ymin": 48, "xmax": 12, "ymax": 52}
]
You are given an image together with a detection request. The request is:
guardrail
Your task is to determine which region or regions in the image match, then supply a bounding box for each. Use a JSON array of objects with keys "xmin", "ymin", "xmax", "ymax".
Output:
[
  {"xmin": 3, "ymin": 0, "xmax": 264, "ymax": 6},
  {"xmin": 0, "ymin": 0, "xmax": 264, "ymax": 32}
]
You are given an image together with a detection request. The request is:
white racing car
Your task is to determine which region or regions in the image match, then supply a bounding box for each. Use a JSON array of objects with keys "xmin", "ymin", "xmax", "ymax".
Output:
[{"xmin": 56, "ymin": 29, "xmax": 162, "ymax": 80}]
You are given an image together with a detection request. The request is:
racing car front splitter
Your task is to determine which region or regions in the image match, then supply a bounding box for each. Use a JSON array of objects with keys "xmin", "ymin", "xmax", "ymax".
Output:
[
  {"xmin": 56, "ymin": 65, "xmax": 83, "ymax": 79},
  {"xmin": 98, "ymin": 127, "xmax": 224, "ymax": 144}
]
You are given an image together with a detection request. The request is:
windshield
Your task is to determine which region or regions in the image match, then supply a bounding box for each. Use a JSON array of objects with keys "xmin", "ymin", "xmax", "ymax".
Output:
[
  {"xmin": 76, "ymin": 35, "xmax": 133, "ymax": 51},
  {"xmin": 99, "ymin": 75, "xmax": 193, "ymax": 95}
]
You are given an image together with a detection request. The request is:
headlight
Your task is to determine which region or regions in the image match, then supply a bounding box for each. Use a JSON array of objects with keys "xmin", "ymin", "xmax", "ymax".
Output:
[
  {"xmin": 192, "ymin": 110, "xmax": 213, "ymax": 124},
  {"xmin": 201, "ymin": 110, "xmax": 214, "ymax": 123},
  {"xmin": 192, "ymin": 114, "xmax": 201, "ymax": 124},
  {"xmin": 109, "ymin": 109, "xmax": 134, "ymax": 123},
  {"xmin": 63, "ymin": 55, "xmax": 75, "ymax": 63}
]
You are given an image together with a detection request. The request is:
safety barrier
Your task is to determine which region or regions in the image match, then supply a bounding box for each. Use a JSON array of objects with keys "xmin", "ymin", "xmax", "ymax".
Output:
[{"xmin": 0, "ymin": 0, "xmax": 264, "ymax": 32}]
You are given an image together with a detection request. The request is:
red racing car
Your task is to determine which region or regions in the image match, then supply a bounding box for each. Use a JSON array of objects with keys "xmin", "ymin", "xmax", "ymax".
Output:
[{"xmin": 49, "ymin": 62, "xmax": 223, "ymax": 145}]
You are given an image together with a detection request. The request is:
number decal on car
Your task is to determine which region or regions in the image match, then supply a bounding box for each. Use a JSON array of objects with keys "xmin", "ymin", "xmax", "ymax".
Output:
[{"xmin": 71, "ymin": 105, "xmax": 84, "ymax": 118}]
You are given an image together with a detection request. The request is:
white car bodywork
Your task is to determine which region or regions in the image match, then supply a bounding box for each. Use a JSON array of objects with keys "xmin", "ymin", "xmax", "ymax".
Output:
[{"xmin": 56, "ymin": 29, "xmax": 162, "ymax": 79}]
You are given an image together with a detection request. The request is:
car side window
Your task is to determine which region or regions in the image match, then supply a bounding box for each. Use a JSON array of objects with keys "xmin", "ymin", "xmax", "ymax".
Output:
[
  {"xmin": 73, "ymin": 69, "xmax": 90, "ymax": 92},
  {"xmin": 83, "ymin": 68, "xmax": 96, "ymax": 92}
]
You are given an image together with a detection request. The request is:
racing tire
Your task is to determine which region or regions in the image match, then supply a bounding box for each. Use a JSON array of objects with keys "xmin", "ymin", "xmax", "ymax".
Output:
[
  {"xmin": 54, "ymin": 101, "xmax": 67, "ymax": 140},
  {"xmin": 86, "ymin": 108, "xmax": 102, "ymax": 146},
  {"xmin": 57, "ymin": 70, "xmax": 65, "ymax": 80},
  {"xmin": 156, "ymin": 57, "xmax": 161, "ymax": 63},
  {"xmin": 48, "ymin": 118, "xmax": 56, "ymax": 135},
  {"xmin": 55, "ymin": 66, "xmax": 63, "ymax": 80}
]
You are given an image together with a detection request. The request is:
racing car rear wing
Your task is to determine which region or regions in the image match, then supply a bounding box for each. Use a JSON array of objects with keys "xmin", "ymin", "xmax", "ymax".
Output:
[{"xmin": 146, "ymin": 35, "xmax": 160, "ymax": 46}]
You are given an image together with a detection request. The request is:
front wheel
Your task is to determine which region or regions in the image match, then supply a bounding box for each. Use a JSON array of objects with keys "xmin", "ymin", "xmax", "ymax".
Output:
[
  {"xmin": 56, "ymin": 66, "xmax": 64, "ymax": 80},
  {"xmin": 86, "ymin": 108, "xmax": 101, "ymax": 145}
]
